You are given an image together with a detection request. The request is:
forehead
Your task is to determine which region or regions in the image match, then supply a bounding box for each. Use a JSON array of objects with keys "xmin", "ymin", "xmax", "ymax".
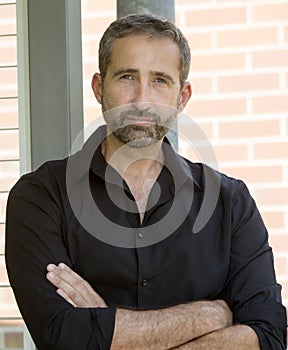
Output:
[{"xmin": 108, "ymin": 35, "xmax": 180, "ymax": 74}]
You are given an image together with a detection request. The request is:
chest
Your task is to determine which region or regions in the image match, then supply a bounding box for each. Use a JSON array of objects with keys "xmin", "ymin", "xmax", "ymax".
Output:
[
  {"xmin": 65, "ymin": 215, "xmax": 230, "ymax": 309},
  {"xmin": 64, "ymin": 172, "xmax": 231, "ymax": 308},
  {"xmin": 124, "ymin": 175, "xmax": 160, "ymax": 223}
]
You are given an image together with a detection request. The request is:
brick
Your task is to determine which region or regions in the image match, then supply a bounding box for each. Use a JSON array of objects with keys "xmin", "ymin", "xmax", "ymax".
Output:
[
  {"xmin": 262, "ymin": 211, "xmax": 285, "ymax": 229},
  {"xmin": 0, "ymin": 319, "xmax": 23, "ymax": 328},
  {"xmin": 253, "ymin": 95, "xmax": 288, "ymax": 114},
  {"xmin": 186, "ymin": 7, "xmax": 246, "ymax": 27},
  {"xmin": 0, "ymin": 67, "xmax": 18, "ymax": 98},
  {"xmin": 0, "ymin": 192, "xmax": 8, "ymax": 222},
  {"xmin": 0, "ymin": 287, "xmax": 21, "ymax": 318},
  {"xmin": 0, "ymin": 255, "xmax": 9, "ymax": 285},
  {"xmin": 0, "ymin": 161, "xmax": 19, "ymax": 192},
  {"xmin": 179, "ymin": 141, "xmax": 217, "ymax": 165},
  {"xmin": 253, "ymin": 142, "xmax": 288, "ymax": 160},
  {"xmin": 0, "ymin": 98, "xmax": 18, "ymax": 129},
  {"xmin": 217, "ymin": 27, "xmax": 278, "ymax": 48},
  {"xmin": 82, "ymin": 16, "xmax": 116, "ymax": 37},
  {"xmin": 87, "ymin": 39, "xmax": 100, "ymax": 59},
  {"xmin": 0, "ymin": 160, "xmax": 19, "ymax": 174},
  {"xmin": 84, "ymin": 105, "xmax": 102, "ymax": 126},
  {"xmin": 0, "ymin": 130, "xmax": 19, "ymax": 160},
  {"xmin": 0, "ymin": 177, "xmax": 18, "ymax": 192},
  {"xmin": 213, "ymin": 144, "xmax": 248, "ymax": 162},
  {"xmin": 221, "ymin": 165, "xmax": 283, "ymax": 183},
  {"xmin": 219, "ymin": 120, "xmax": 280, "ymax": 139},
  {"xmin": 83, "ymin": 62, "xmax": 97, "ymax": 82},
  {"xmin": 281, "ymin": 280, "xmax": 288, "ymax": 298},
  {"xmin": 270, "ymin": 234, "xmax": 288, "ymax": 252},
  {"xmin": 218, "ymin": 73, "xmax": 279, "ymax": 93},
  {"xmin": 174, "ymin": 10, "xmax": 180, "ymax": 27},
  {"xmin": 191, "ymin": 77, "xmax": 212, "ymax": 95},
  {"xmin": 82, "ymin": 0, "xmax": 115, "ymax": 12},
  {"xmin": 177, "ymin": 0, "xmax": 209, "ymax": 4},
  {"xmin": 252, "ymin": 49, "xmax": 288, "ymax": 68},
  {"xmin": 254, "ymin": 187, "xmax": 288, "ymax": 206},
  {"xmin": 83, "ymin": 82, "xmax": 99, "ymax": 104},
  {"xmin": 178, "ymin": 120, "xmax": 215, "ymax": 162},
  {"xmin": 186, "ymin": 32, "xmax": 212, "ymax": 50},
  {"xmin": 0, "ymin": 4, "xmax": 16, "ymax": 35},
  {"xmin": 252, "ymin": 3, "xmax": 288, "ymax": 22},
  {"xmin": 192, "ymin": 53, "xmax": 245, "ymax": 72},
  {"xmin": 0, "ymin": 223, "xmax": 4, "ymax": 254},
  {"xmin": 274, "ymin": 256, "xmax": 288, "ymax": 276},
  {"xmin": 179, "ymin": 142, "xmax": 200, "ymax": 163},
  {"xmin": 0, "ymin": 36, "xmax": 17, "ymax": 66},
  {"xmin": 186, "ymin": 98, "xmax": 246, "ymax": 117},
  {"xmin": 178, "ymin": 121, "xmax": 214, "ymax": 140},
  {"xmin": 285, "ymin": 27, "xmax": 288, "ymax": 43}
]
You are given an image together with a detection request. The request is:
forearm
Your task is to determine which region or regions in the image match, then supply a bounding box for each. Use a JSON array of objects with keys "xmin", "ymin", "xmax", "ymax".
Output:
[
  {"xmin": 45, "ymin": 264, "xmax": 232, "ymax": 349},
  {"xmin": 172, "ymin": 325, "xmax": 260, "ymax": 350},
  {"xmin": 110, "ymin": 300, "xmax": 232, "ymax": 350}
]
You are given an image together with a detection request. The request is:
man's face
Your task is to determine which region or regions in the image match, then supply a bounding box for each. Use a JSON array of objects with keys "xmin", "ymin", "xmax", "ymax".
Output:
[{"xmin": 93, "ymin": 35, "xmax": 190, "ymax": 147}]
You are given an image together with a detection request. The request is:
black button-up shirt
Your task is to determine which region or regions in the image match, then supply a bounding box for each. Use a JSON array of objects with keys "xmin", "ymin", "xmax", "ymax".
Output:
[{"xmin": 5, "ymin": 127, "xmax": 287, "ymax": 350}]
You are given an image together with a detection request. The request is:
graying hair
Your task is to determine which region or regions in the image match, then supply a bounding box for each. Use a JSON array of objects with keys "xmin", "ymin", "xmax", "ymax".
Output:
[{"xmin": 98, "ymin": 14, "xmax": 191, "ymax": 87}]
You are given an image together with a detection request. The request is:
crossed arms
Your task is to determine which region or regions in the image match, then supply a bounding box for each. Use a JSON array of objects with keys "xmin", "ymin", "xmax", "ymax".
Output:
[
  {"xmin": 5, "ymin": 166, "xmax": 287, "ymax": 349},
  {"xmin": 46, "ymin": 263, "xmax": 260, "ymax": 350}
]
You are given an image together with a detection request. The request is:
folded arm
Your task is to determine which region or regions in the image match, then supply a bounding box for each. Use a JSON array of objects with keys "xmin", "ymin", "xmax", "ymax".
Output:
[
  {"xmin": 6, "ymin": 170, "xmax": 287, "ymax": 350},
  {"xmin": 47, "ymin": 263, "xmax": 233, "ymax": 350},
  {"xmin": 172, "ymin": 325, "xmax": 259, "ymax": 350}
]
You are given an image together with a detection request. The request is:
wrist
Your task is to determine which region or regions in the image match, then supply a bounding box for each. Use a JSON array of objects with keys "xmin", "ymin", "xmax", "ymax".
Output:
[{"xmin": 193, "ymin": 300, "xmax": 233, "ymax": 335}]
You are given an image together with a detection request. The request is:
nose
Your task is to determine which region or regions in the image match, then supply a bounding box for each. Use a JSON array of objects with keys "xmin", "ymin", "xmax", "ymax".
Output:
[{"xmin": 131, "ymin": 82, "xmax": 152, "ymax": 105}]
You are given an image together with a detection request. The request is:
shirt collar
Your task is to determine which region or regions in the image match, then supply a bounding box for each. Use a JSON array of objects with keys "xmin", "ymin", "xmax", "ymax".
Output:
[{"xmin": 70, "ymin": 125, "xmax": 202, "ymax": 191}]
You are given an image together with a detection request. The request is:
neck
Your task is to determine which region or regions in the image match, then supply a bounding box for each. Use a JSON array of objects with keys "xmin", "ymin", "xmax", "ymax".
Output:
[{"xmin": 101, "ymin": 131, "xmax": 164, "ymax": 178}]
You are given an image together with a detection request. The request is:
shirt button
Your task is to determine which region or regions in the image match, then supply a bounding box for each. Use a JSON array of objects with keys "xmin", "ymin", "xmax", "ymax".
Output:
[
  {"xmin": 141, "ymin": 279, "xmax": 148, "ymax": 287},
  {"xmin": 137, "ymin": 232, "xmax": 144, "ymax": 239}
]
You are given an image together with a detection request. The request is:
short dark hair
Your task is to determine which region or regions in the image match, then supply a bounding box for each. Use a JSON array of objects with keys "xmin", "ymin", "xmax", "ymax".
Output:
[{"xmin": 99, "ymin": 14, "xmax": 191, "ymax": 87}]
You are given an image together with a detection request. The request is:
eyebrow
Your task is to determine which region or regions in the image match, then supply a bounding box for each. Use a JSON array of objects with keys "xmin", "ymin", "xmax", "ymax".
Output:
[{"xmin": 112, "ymin": 68, "xmax": 176, "ymax": 85}]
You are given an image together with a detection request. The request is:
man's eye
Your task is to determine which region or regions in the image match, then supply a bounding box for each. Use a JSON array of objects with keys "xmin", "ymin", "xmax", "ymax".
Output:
[
  {"xmin": 154, "ymin": 77, "xmax": 167, "ymax": 84},
  {"xmin": 120, "ymin": 75, "xmax": 133, "ymax": 80}
]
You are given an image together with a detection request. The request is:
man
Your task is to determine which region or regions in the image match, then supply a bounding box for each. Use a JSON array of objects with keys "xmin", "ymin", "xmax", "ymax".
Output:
[{"xmin": 5, "ymin": 14, "xmax": 287, "ymax": 349}]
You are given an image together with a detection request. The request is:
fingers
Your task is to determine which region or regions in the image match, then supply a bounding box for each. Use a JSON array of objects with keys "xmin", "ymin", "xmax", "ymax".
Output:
[
  {"xmin": 56, "ymin": 288, "xmax": 76, "ymax": 307},
  {"xmin": 47, "ymin": 263, "xmax": 86, "ymax": 293},
  {"xmin": 46, "ymin": 263, "xmax": 91, "ymax": 306},
  {"xmin": 47, "ymin": 272, "xmax": 85, "ymax": 306},
  {"xmin": 46, "ymin": 263, "xmax": 107, "ymax": 308}
]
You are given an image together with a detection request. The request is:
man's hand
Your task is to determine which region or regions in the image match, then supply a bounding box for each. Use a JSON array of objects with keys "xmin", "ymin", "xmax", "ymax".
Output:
[
  {"xmin": 46, "ymin": 263, "xmax": 107, "ymax": 308},
  {"xmin": 46, "ymin": 263, "xmax": 234, "ymax": 349}
]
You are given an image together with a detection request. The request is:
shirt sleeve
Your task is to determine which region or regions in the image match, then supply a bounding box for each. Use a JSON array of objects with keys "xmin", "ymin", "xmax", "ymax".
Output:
[
  {"xmin": 222, "ymin": 180, "xmax": 287, "ymax": 350},
  {"xmin": 5, "ymin": 168, "xmax": 116, "ymax": 350}
]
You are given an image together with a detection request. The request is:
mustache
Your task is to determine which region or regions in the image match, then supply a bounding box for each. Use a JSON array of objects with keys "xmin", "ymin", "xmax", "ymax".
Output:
[{"xmin": 119, "ymin": 109, "xmax": 161, "ymax": 123}]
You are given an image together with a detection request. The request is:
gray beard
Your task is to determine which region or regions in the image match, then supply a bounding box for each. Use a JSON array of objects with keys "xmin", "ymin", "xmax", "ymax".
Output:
[{"xmin": 101, "ymin": 99, "xmax": 178, "ymax": 148}]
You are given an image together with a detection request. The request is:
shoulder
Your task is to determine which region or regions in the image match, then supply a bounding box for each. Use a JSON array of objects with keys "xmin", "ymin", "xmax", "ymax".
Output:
[
  {"xmin": 9, "ymin": 157, "xmax": 69, "ymax": 201},
  {"xmin": 180, "ymin": 155, "xmax": 246, "ymax": 195}
]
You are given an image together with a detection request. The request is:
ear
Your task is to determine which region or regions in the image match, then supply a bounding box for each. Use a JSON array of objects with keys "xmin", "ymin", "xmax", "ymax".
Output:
[
  {"xmin": 91, "ymin": 73, "xmax": 102, "ymax": 104},
  {"xmin": 177, "ymin": 81, "xmax": 192, "ymax": 112}
]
